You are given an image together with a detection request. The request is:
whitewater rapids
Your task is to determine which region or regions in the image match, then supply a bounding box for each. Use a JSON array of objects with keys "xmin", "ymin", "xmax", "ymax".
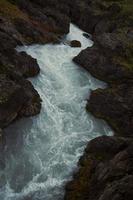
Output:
[{"xmin": 1, "ymin": 24, "xmax": 112, "ymax": 200}]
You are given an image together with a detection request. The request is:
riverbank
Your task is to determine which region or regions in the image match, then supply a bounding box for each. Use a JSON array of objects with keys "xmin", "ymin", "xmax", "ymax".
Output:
[{"xmin": 0, "ymin": 0, "xmax": 70, "ymax": 135}]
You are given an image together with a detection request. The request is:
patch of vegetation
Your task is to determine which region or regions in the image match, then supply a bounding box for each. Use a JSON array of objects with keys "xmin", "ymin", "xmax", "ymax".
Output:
[
  {"xmin": 0, "ymin": 65, "xmax": 10, "ymax": 75},
  {"xmin": 0, "ymin": 0, "xmax": 28, "ymax": 20},
  {"xmin": 113, "ymin": 56, "xmax": 133, "ymax": 71},
  {"xmin": 0, "ymin": 93, "xmax": 8, "ymax": 104},
  {"xmin": 7, "ymin": 0, "xmax": 20, "ymax": 5}
]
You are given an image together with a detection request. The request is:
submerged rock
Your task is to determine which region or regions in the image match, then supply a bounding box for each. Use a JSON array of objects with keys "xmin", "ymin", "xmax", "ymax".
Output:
[{"xmin": 83, "ymin": 33, "xmax": 92, "ymax": 39}]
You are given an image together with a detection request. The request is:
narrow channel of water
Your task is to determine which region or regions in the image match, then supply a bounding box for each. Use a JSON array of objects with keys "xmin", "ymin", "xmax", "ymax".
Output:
[{"xmin": 1, "ymin": 24, "xmax": 112, "ymax": 200}]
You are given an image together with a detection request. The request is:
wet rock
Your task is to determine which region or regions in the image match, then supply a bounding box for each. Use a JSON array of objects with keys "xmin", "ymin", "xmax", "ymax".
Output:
[
  {"xmin": 83, "ymin": 33, "xmax": 92, "ymax": 40},
  {"xmin": 87, "ymin": 83, "xmax": 133, "ymax": 137},
  {"xmin": 0, "ymin": 74, "xmax": 27, "ymax": 128},
  {"xmin": 94, "ymin": 19, "xmax": 115, "ymax": 36},
  {"xmin": 0, "ymin": 72, "xmax": 41, "ymax": 128},
  {"xmin": 0, "ymin": 48, "xmax": 40, "ymax": 77},
  {"xmin": 95, "ymin": 32, "xmax": 122, "ymax": 51},
  {"xmin": 14, "ymin": 18, "xmax": 46, "ymax": 44},
  {"xmin": 85, "ymin": 136, "xmax": 129, "ymax": 158},
  {"xmin": 0, "ymin": 31, "xmax": 18, "ymax": 51},
  {"xmin": 70, "ymin": 40, "xmax": 81, "ymax": 48},
  {"xmin": 65, "ymin": 136, "xmax": 133, "ymax": 200},
  {"xmin": 0, "ymin": 16, "xmax": 23, "ymax": 45},
  {"xmin": 127, "ymin": 29, "xmax": 133, "ymax": 39},
  {"xmin": 73, "ymin": 46, "xmax": 133, "ymax": 83},
  {"xmin": 18, "ymin": 0, "xmax": 70, "ymax": 35},
  {"xmin": 9, "ymin": 51, "xmax": 40, "ymax": 78},
  {"xmin": 18, "ymin": 79, "xmax": 42, "ymax": 117}
]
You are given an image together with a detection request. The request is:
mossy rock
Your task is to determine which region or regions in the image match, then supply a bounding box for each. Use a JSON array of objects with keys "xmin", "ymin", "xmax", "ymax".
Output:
[{"xmin": 0, "ymin": 65, "xmax": 10, "ymax": 75}]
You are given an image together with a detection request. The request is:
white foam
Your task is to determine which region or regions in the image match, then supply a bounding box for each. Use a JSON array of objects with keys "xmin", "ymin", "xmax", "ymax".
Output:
[{"xmin": 2, "ymin": 24, "xmax": 113, "ymax": 200}]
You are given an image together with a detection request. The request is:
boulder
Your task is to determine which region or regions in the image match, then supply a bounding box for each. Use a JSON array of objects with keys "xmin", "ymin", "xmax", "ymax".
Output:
[
  {"xmin": 64, "ymin": 136, "xmax": 133, "ymax": 200},
  {"xmin": 87, "ymin": 82, "xmax": 133, "ymax": 137},
  {"xmin": 0, "ymin": 74, "xmax": 27, "ymax": 128},
  {"xmin": 0, "ymin": 73, "xmax": 41, "ymax": 128},
  {"xmin": 9, "ymin": 51, "xmax": 40, "ymax": 78},
  {"xmin": 70, "ymin": 40, "xmax": 81, "ymax": 47},
  {"xmin": 73, "ymin": 46, "xmax": 133, "ymax": 83},
  {"xmin": 18, "ymin": 78, "xmax": 42, "ymax": 117}
]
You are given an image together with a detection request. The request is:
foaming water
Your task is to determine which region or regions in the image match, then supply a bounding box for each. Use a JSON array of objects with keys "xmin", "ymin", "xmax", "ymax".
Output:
[{"xmin": 1, "ymin": 24, "xmax": 113, "ymax": 200}]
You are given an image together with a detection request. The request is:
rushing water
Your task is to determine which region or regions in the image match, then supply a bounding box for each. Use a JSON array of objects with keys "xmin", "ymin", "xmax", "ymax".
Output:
[{"xmin": 1, "ymin": 24, "xmax": 113, "ymax": 200}]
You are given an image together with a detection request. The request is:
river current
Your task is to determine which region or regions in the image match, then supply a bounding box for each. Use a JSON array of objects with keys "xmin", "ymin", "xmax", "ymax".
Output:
[{"xmin": 1, "ymin": 24, "xmax": 112, "ymax": 200}]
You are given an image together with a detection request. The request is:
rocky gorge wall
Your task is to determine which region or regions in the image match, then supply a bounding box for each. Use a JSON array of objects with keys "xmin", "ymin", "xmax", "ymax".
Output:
[
  {"xmin": 0, "ymin": 0, "xmax": 133, "ymax": 200},
  {"xmin": 0, "ymin": 0, "xmax": 71, "ymax": 136}
]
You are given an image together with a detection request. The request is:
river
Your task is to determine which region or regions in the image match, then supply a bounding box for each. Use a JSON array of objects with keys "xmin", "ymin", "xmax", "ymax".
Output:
[{"xmin": 1, "ymin": 24, "xmax": 112, "ymax": 200}]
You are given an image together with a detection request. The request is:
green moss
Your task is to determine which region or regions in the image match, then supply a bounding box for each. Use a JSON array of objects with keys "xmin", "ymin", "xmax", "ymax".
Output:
[
  {"xmin": 120, "ymin": 58, "xmax": 133, "ymax": 70},
  {"xmin": 7, "ymin": 0, "xmax": 19, "ymax": 5},
  {"xmin": 0, "ymin": 65, "xmax": 10, "ymax": 75},
  {"xmin": 0, "ymin": 0, "xmax": 28, "ymax": 21},
  {"xmin": 113, "ymin": 55, "xmax": 133, "ymax": 71},
  {"xmin": 121, "ymin": 0, "xmax": 133, "ymax": 15},
  {"xmin": 94, "ymin": 154, "xmax": 106, "ymax": 161},
  {"xmin": 95, "ymin": 0, "xmax": 133, "ymax": 24},
  {"xmin": 0, "ymin": 94, "xmax": 8, "ymax": 104}
]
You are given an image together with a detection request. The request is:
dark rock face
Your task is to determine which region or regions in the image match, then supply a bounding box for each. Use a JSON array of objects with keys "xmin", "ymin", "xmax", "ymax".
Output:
[
  {"xmin": 8, "ymin": 51, "xmax": 40, "ymax": 78},
  {"xmin": 1, "ymin": 49, "xmax": 40, "ymax": 77},
  {"xmin": 0, "ymin": 74, "xmax": 26, "ymax": 128},
  {"xmin": 17, "ymin": 0, "xmax": 70, "ymax": 35},
  {"xmin": 18, "ymin": 78, "xmax": 41, "ymax": 117},
  {"xmin": 0, "ymin": 73, "xmax": 41, "ymax": 128},
  {"xmin": 74, "ymin": 46, "xmax": 133, "ymax": 83},
  {"xmin": 0, "ymin": 0, "xmax": 72, "ymax": 130},
  {"xmin": 70, "ymin": 40, "xmax": 81, "ymax": 48},
  {"xmin": 87, "ymin": 83, "xmax": 133, "ymax": 137},
  {"xmin": 65, "ymin": 136, "xmax": 133, "ymax": 200}
]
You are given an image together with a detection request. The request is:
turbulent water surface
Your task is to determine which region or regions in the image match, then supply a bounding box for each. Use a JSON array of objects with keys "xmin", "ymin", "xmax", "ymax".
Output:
[{"xmin": 2, "ymin": 24, "xmax": 112, "ymax": 200}]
